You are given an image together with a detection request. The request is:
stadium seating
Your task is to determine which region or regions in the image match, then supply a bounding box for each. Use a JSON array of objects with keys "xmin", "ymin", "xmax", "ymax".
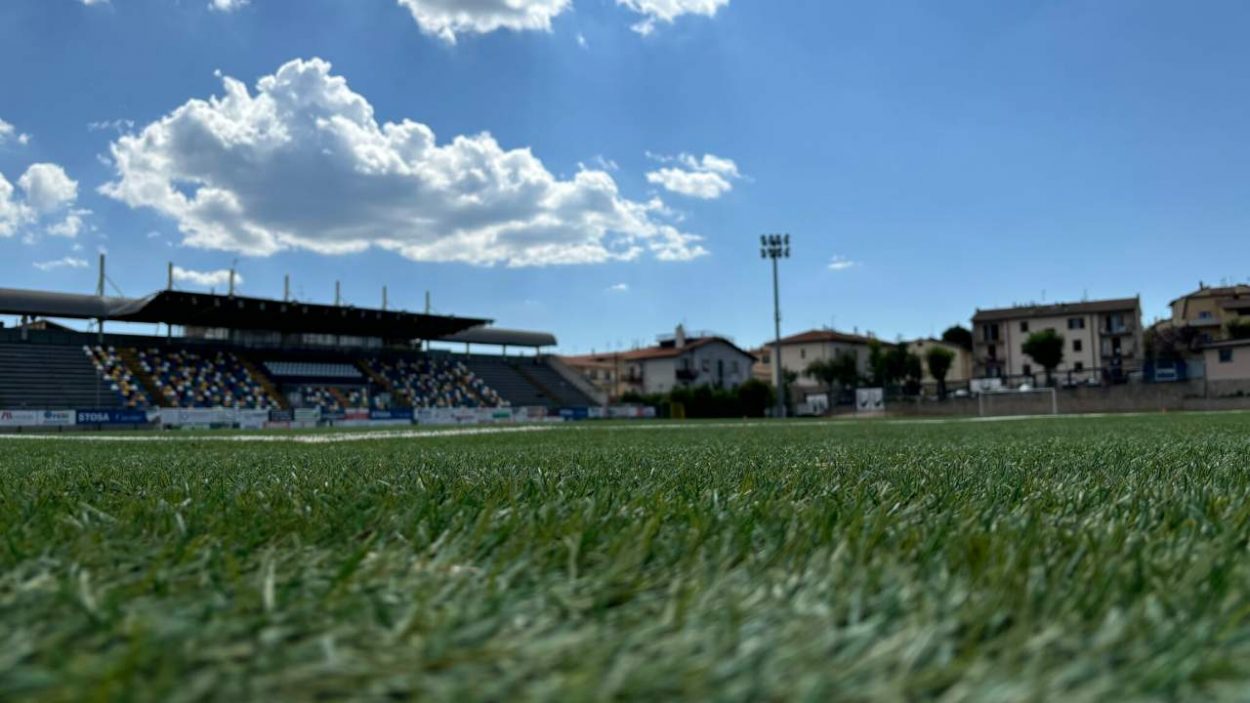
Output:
[
  {"xmin": 0, "ymin": 342, "xmax": 122, "ymax": 409},
  {"xmin": 368, "ymin": 356, "xmax": 506, "ymax": 408},
  {"xmin": 86, "ymin": 346, "xmax": 152, "ymax": 409},
  {"xmin": 137, "ymin": 347, "xmax": 277, "ymax": 409},
  {"xmin": 466, "ymin": 356, "xmax": 595, "ymax": 408},
  {"xmin": 295, "ymin": 385, "xmax": 370, "ymax": 414}
]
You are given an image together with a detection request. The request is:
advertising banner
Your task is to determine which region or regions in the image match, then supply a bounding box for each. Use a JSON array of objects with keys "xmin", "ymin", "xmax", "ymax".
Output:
[
  {"xmin": 370, "ymin": 409, "xmax": 414, "ymax": 422},
  {"xmin": 161, "ymin": 408, "xmax": 233, "ymax": 427},
  {"xmin": 268, "ymin": 409, "xmax": 294, "ymax": 423},
  {"xmin": 0, "ymin": 410, "xmax": 42, "ymax": 427},
  {"xmin": 237, "ymin": 410, "xmax": 269, "ymax": 430},
  {"xmin": 560, "ymin": 407, "xmax": 590, "ymax": 421},
  {"xmin": 293, "ymin": 408, "xmax": 322, "ymax": 424},
  {"xmin": 39, "ymin": 410, "xmax": 76, "ymax": 427},
  {"xmin": 76, "ymin": 409, "xmax": 149, "ymax": 426}
]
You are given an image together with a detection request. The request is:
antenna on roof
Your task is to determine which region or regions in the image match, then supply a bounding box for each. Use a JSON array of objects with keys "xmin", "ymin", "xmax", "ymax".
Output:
[{"xmin": 228, "ymin": 260, "xmax": 237, "ymax": 297}]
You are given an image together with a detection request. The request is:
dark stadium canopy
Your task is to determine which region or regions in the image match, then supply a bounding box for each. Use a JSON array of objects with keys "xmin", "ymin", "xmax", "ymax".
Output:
[
  {"xmin": 0, "ymin": 287, "xmax": 515, "ymax": 342},
  {"xmin": 442, "ymin": 327, "xmax": 558, "ymax": 348}
]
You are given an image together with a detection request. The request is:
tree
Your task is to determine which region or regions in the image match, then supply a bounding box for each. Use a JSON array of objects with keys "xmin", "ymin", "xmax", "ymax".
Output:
[
  {"xmin": 805, "ymin": 358, "xmax": 839, "ymax": 407},
  {"xmin": 782, "ymin": 369, "xmax": 799, "ymax": 414},
  {"xmin": 806, "ymin": 353, "xmax": 861, "ymax": 410},
  {"xmin": 736, "ymin": 379, "xmax": 775, "ymax": 418},
  {"xmin": 1022, "ymin": 329, "xmax": 1065, "ymax": 386},
  {"xmin": 941, "ymin": 325, "xmax": 974, "ymax": 351},
  {"xmin": 869, "ymin": 341, "xmax": 911, "ymax": 388},
  {"xmin": 903, "ymin": 352, "xmax": 924, "ymax": 396},
  {"xmin": 926, "ymin": 346, "xmax": 955, "ymax": 399},
  {"xmin": 1229, "ymin": 319, "xmax": 1250, "ymax": 340}
]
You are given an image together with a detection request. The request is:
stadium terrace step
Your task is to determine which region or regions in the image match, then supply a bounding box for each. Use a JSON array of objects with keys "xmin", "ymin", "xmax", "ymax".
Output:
[{"xmin": 0, "ymin": 342, "xmax": 122, "ymax": 409}]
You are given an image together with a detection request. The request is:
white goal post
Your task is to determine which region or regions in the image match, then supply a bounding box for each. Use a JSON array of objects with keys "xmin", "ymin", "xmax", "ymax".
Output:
[{"xmin": 977, "ymin": 387, "xmax": 1059, "ymax": 418}]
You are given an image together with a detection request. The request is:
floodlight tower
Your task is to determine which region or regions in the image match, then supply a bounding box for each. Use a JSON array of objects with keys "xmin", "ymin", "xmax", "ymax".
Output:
[{"xmin": 761, "ymin": 234, "xmax": 790, "ymax": 419}]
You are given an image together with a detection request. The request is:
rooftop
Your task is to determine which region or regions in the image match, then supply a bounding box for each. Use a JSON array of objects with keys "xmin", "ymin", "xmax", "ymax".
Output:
[
  {"xmin": 973, "ymin": 297, "xmax": 1140, "ymax": 323},
  {"xmin": 775, "ymin": 329, "xmax": 877, "ymax": 346}
]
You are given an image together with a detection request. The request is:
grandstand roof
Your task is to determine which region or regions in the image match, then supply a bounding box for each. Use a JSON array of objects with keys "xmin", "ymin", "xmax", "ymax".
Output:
[{"xmin": 0, "ymin": 287, "xmax": 493, "ymax": 341}]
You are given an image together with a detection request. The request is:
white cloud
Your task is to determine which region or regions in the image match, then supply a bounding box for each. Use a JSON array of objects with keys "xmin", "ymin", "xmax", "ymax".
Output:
[
  {"xmin": 87, "ymin": 119, "xmax": 136, "ymax": 134},
  {"xmin": 33, "ymin": 256, "xmax": 89, "ymax": 272},
  {"xmin": 607, "ymin": 282, "xmax": 629, "ymax": 293},
  {"xmin": 0, "ymin": 118, "xmax": 30, "ymax": 147},
  {"xmin": 0, "ymin": 164, "xmax": 85, "ymax": 240},
  {"xmin": 396, "ymin": 0, "xmax": 571, "ymax": 43},
  {"xmin": 577, "ymin": 33, "xmax": 588, "ymax": 49},
  {"xmin": 18, "ymin": 164, "xmax": 78, "ymax": 214},
  {"xmin": 209, "ymin": 0, "xmax": 249, "ymax": 11},
  {"xmin": 102, "ymin": 58, "xmax": 705, "ymax": 267},
  {"xmin": 828, "ymin": 256, "xmax": 859, "ymax": 271},
  {"xmin": 80, "ymin": 0, "xmax": 110, "ymax": 6},
  {"xmin": 617, "ymin": 0, "xmax": 730, "ymax": 35},
  {"xmin": 172, "ymin": 266, "xmax": 242, "ymax": 288},
  {"xmin": 645, "ymin": 152, "xmax": 741, "ymax": 199}
]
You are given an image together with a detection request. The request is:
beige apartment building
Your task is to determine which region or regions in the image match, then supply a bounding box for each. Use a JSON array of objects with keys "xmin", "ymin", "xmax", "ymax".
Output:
[
  {"xmin": 753, "ymin": 329, "xmax": 876, "ymax": 396},
  {"xmin": 1168, "ymin": 283, "xmax": 1250, "ymax": 344},
  {"xmin": 906, "ymin": 338, "xmax": 973, "ymax": 385},
  {"xmin": 972, "ymin": 297, "xmax": 1143, "ymax": 382}
]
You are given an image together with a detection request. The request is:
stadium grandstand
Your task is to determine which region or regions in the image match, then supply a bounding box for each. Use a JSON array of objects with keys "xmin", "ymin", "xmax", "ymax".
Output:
[{"xmin": 0, "ymin": 282, "xmax": 599, "ymax": 421}]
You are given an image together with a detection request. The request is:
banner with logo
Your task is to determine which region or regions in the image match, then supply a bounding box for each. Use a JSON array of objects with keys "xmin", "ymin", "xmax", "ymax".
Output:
[
  {"xmin": 0, "ymin": 410, "xmax": 42, "ymax": 427},
  {"xmin": 76, "ymin": 409, "xmax": 150, "ymax": 426},
  {"xmin": 38, "ymin": 410, "xmax": 76, "ymax": 427}
]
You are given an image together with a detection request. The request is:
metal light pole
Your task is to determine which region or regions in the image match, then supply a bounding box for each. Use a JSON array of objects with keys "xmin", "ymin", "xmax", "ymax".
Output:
[{"xmin": 761, "ymin": 234, "xmax": 790, "ymax": 419}]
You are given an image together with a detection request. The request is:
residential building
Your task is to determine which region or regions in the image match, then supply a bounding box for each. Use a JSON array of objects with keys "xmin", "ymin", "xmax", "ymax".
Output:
[
  {"xmin": 753, "ymin": 329, "xmax": 877, "ymax": 396},
  {"xmin": 613, "ymin": 326, "xmax": 756, "ymax": 396},
  {"xmin": 906, "ymin": 338, "xmax": 973, "ymax": 385},
  {"xmin": 971, "ymin": 297, "xmax": 1143, "ymax": 382},
  {"xmin": 1168, "ymin": 283, "xmax": 1250, "ymax": 344},
  {"xmin": 1203, "ymin": 339, "xmax": 1250, "ymax": 395}
]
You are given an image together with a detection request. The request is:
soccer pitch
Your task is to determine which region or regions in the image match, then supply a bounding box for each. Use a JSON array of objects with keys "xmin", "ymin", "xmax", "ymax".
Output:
[{"xmin": 4, "ymin": 414, "xmax": 1250, "ymax": 701}]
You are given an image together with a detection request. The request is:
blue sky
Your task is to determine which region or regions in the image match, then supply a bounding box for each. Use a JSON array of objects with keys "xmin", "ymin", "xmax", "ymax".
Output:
[{"xmin": 1, "ymin": 0, "xmax": 1248, "ymax": 353}]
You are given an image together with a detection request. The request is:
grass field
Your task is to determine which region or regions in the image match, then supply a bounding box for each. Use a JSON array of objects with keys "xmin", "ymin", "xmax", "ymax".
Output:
[{"xmin": 3, "ymin": 414, "xmax": 1250, "ymax": 701}]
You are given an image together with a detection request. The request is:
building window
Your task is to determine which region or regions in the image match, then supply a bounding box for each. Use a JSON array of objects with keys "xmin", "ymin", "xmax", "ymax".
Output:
[
  {"xmin": 701, "ymin": 359, "xmax": 710, "ymax": 373},
  {"xmin": 987, "ymin": 345, "xmax": 997, "ymax": 360},
  {"xmin": 1073, "ymin": 339, "xmax": 1083, "ymax": 352},
  {"xmin": 761, "ymin": 353, "xmax": 770, "ymax": 364},
  {"xmin": 800, "ymin": 349, "xmax": 806, "ymax": 360},
  {"xmin": 1068, "ymin": 317, "xmax": 1085, "ymax": 330},
  {"xmin": 1020, "ymin": 321, "xmax": 1029, "ymax": 333},
  {"xmin": 1200, "ymin": 311, "xmax": 1214, "ymax": 320},
  {"xmin": 1074, "ymin": 362, "xmax": 1084, "ymax": 372},
  {"xmin": 984, "ymin": 324, "xmax": 1000, "ymax": 342},
  {"xmin": 1023, "ymin": 364, "xmax": 1032, "ymax": 376},
  {"xmin": 1220, "ymin": 349, "xmax": 1234, "ymax": 363}
]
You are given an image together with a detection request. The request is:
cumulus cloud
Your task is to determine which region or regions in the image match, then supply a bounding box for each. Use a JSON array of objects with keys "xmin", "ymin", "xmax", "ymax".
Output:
[
  {"xmin": 828, "ymin": 255, "xmax": 859, "ymax": 271},
  {"xmin": 396, "ymin": 0, "xmax": 571, "ymax": 43},
  {"xmin": 18, "ymin": 164, "xmax": 78, "ymax": 214},
  {"xmin": 617, "ymin": 0, "xmax": 730, "ymax": 35},
  {"xmin": 0, "ymin": 164, "xmax": 86, "ymax": 240},
  {"xmin": 645, "ymin": 152, "xmax": 741, "ymax": 199},
  {"xmin": 33, "ymin": 256, "xmax": 89, "ymax": 272},
  {"xmin": 101, "ymin": 58, "xmax": 705, "ymax": 267},
  {"xmin": 607, "ymin": 282, "xmax": 629, "ymax": 293},
  {"xmin": 172, "ymin": 266, "xmax": 242, "ymax": 288},
  {"xmin": 0, "ymin": 118, "xmax": 30, "ymax": 146},
  {"xmin": 209, "ymin": 0, "xmax": 249, "ymax": 11}
]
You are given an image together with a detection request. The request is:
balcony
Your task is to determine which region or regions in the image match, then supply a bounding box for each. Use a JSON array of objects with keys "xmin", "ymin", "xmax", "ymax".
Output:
[{"xmin": 675, "ymin": 368, "xmax": 699, "ymax": 382}]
